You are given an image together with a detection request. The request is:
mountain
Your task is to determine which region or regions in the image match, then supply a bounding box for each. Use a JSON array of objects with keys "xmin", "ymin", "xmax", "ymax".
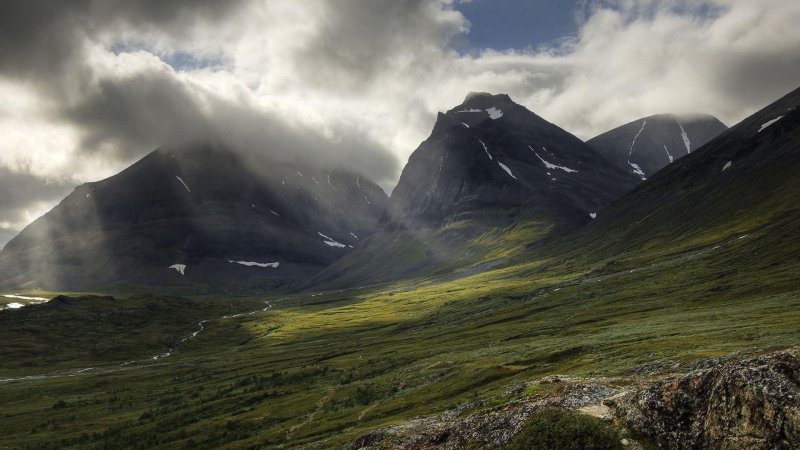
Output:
[
  {"xmin": 337, "ymin": 84, "xmax": 800, "ymax": 450},
  {"xmin": 312, "ymin": 93, "xmax": 639, "ymax": 287},
  {"xmin": 0, "ymin": 144, "xmax": 388, "ymax": 291},
  {"xmin": 587, "ymin": 114, "xmax": 728, "ymax": 180},
  {"xmin": 0, "ymin": 228, "xmax": 16, "ymax": 250},
  {"xmin": 569, "ymin": 86, "xmax": 800, "ymax": 263},
  {"xmin": 390, "ymin": 92, "xmax": 638, "ymax": 227}
]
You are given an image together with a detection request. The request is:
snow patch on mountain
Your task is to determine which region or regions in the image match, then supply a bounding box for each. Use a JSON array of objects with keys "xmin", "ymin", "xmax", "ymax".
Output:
[
  {"xmin": 228, "ymin": 260, "xmax": 279, "ymax": 268},
  {"xmin": 625, "ymin": 120, "xmax": 648, "ymax": 180},
  {"xmin": 169, "ymin": 264, "xmax": 186, "ymax": 275},
  {"xmin": 461, "ymin": 122, "xmax": 470, "ymax": 128},
  {"xmin": 677, "ymin": 120, "xmax": 691, "ymax": 154},
  {"xmin": 486, "ymin": 107, "xmax": 503, "ymax": 120},
  {"xmin": 590, "ymin": 213, "xmax": 597, "ymax": 219},
  {"xmin": 455, "ymin": 108, "xmax": 482, "ymax": 113},
  {"xmin": 530, "ymin": 146, "xmax": 578, "ymax": 173},
  {"xmin": 629, "ymin": 161, "xmax": 646, "ymax": 180},
  {"xmin": 629, "ymin": 120, "xmax": 646, "ymax": 157},
  {"xmin": 498, "ymin": 162, "xmax": 517, "ymax": 179},
  {"xmin": 479, "ymin": 140, "xmax": 493, "ymax": 160},
  {"xmin": 175, "ymin": 176, "xmax": 191, "ymax": 192},
  {"xmin": 759, "ymin": 116, "xmax": 784, "ymax": 132},
  {"xmin": 722, "ymin": 161, "xmax": 732, "ymax": 172},
  {"xmin": 318, "ymin": 232, "xmax": 346, "ymax": 248},
  {"xmin": 663, "ymin": 145, "xmax": 674, "ymax": 163}
]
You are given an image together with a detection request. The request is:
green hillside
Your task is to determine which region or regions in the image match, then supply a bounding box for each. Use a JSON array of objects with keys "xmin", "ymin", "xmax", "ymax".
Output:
[{"xmin": 1, "ymin": 88, "xmax": 798, "ymax": 449}]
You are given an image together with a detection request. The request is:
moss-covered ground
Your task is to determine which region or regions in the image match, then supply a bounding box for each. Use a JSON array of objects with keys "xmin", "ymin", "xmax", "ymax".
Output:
[{"xmin": 1, "ymin": 206, "xmax": 799, "ymax": 449}]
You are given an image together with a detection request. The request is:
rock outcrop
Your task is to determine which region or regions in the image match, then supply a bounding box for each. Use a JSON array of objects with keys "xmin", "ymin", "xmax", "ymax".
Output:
[
  {"xmin": 609, "ymin": 348, "xmax": 800, "ymax": 450},
  {"xmin": 350, "ymin": 348, "xmax": 800, "ymax": 450},
  {"xmin": 348, "ymin": 378, "xmax": 625, "ymax": 449}
]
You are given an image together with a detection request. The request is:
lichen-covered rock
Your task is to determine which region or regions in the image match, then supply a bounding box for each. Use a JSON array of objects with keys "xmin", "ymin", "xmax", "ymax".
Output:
[
  {"xmin": 347, "ymin": 380, "xmax": 620, "ymax": 449},
  {"xmin": 349, "ymin": 348, "xmax": 800, "ymax": 450},
  {"xmin": 609, "ymin": 348, "xmax": 800, "ymax": 449}
]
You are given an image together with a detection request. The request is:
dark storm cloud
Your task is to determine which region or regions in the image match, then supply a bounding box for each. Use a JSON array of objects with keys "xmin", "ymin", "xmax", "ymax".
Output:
[
  {"xmin": 0, "ymin": 0, "xmax": 244, "ymax": 78},
  {"xmin": 290, "ymin": 0, "xmax": 466, "ymax": 92},
  {"xmin": 56, "ymin": 58, "xmax": 401, "ymax": 183},
  {"xmin": 63, "ymin": 67, "xmax": 211, "ymax": 159},
  {"xmin": 0, "ymin": 0, "xmax": 402, "ymax": 184},
  {"xmin": 0, "ymin": 0, "xmax": 799, "ymax": 234},
  {"xmin": 0, "ymin": 228, "xmax": 16, "ymax": 249},
  {"xmin": 0, "ymin": 0, "xmax": 248, "ymax": 160}
]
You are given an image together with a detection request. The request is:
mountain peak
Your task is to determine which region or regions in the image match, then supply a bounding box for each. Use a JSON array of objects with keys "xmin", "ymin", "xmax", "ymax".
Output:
[
  {"xmin": 463, "ymin": 91, "xmax": 513, "ymax": 104},
  {"xmin": 587, "ymin": 113, "xmax": 728, "ymax": 180},
  {"xmin": 0, "ymin": 143, "xmax": 390, "ymax": 291},
  {"xmin": 443, "ymin": 92, "xmax": 522, "ymax": 127}
]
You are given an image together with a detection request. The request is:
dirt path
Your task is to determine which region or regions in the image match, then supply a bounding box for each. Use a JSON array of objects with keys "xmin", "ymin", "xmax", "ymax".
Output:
[{"xmin": 287, "ymin": 387, "xmax": 338, "ymax": 440}]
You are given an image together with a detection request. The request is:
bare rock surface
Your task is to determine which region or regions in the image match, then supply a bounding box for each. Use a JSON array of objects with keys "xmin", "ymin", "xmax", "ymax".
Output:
[
  {"xmin": 350, "ymin": 348, "xmax": 800, "ymax": 450},
  {"xmin": 609, "ymin": 348, "xmax": 800, "ymax": 450}
]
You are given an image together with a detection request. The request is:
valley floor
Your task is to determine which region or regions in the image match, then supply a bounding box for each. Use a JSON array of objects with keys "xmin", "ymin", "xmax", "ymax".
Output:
[{"xmin": 1, "ymin": 227, "xmax": 799, "ymax": 449}]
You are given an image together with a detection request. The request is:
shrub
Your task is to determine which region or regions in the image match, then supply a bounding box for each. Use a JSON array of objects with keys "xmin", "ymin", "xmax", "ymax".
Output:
[{"xmin": 506, "ymin": 408, "xmax": 622, "ymax": 450}]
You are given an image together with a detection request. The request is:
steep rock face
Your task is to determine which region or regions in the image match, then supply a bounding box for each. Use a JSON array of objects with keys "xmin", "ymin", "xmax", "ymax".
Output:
[
  {"xmin": 389, "ymin": 92, "xmax": 639, "ymax": 229},
  {"xmin": 609, "ymin": 349, "xmax": 800, "ymax": 450},
  {"xmin": 0, "ymin": 144, "xmax": 388, "ymax": 291},
  {"xmin": 587, "ymin": 114, "xmax": 728, "ymax": 180}
]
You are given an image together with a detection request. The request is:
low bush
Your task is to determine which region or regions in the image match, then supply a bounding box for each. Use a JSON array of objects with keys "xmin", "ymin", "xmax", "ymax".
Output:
[{"xmin": 506, "ymin": 408, "xmax": 622, "ymax": 450}]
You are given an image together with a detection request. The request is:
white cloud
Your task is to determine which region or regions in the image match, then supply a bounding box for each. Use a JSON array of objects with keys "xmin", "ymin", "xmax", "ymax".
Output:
[{"xmin": 0, "ymin": 0, "xmax": 798, "ymax": 231}]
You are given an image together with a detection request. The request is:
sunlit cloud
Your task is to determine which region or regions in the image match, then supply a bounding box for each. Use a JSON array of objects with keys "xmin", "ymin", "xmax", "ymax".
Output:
[{"xmin": 0, "ymin": 0, "xmax": 798, "ymax": 239}]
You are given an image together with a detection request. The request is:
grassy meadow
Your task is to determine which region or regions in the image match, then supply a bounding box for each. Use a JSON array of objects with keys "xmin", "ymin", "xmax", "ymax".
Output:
[{"xmin": 2, "ymin": 211, "xmax": 800, "ymax": 449}]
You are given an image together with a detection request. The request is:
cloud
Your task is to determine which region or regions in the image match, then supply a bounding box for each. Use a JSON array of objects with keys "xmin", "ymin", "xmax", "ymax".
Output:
[
  {"xmin": 0, "ymin": 166, "xmax": 73, "ymax": 233},
  {"xmin": 0, "ymin": 0, "xmax": 798, "ymax": 232}
]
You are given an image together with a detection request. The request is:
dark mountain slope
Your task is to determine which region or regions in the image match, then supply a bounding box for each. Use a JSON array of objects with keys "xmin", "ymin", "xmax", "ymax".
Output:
[
  {"xmin": 0, "ymin": 144, "xmax": 388, "ymax": 291},
  {"xmin": 559, "ymin": 86, "xmax": 800, "ymax": 266},
  {"xmin": 588, "ymin": 114, "xmax": 728, "ymax": 180},
  {"xmin": 390, "ymin": 92, "xmax": 638, "ymax": 228},
  {"xmin": 312, "ymin": 93, "xmax": 639, "ymax": 288}
]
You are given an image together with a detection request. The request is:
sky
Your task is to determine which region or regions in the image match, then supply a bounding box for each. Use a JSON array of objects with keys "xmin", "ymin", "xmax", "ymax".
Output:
[{"xmin": 1, "ymin": 0, "xmax": 799, "ymax": 246}]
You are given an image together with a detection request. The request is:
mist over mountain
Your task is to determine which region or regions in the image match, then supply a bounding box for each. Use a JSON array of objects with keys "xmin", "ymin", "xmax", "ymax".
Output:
[
  {"xmin": 0, "ymin": 228, "xmax": 16, "ymax": 250},
  {"xmin": 0, "ymin": 144, "xmax": 388, "ymax": 291}
]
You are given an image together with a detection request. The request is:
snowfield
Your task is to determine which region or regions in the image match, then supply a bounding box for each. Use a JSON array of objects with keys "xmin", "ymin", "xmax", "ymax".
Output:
[
  {"xmin": 228, "ymin": 260, "xmax": 279, "ymax": 268},
  {"xmin": 759, "ymin": 116, "xmax": 784, "ymax": 132},
  {"xmin": 318, "ymin": 232, "xmax": 347, "ymax": 248}
]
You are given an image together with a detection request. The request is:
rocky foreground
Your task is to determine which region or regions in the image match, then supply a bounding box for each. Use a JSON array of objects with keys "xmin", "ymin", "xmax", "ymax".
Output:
[{"xmin": 349, "ymin": 347, "xmax": 800, "ymax": 449}]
